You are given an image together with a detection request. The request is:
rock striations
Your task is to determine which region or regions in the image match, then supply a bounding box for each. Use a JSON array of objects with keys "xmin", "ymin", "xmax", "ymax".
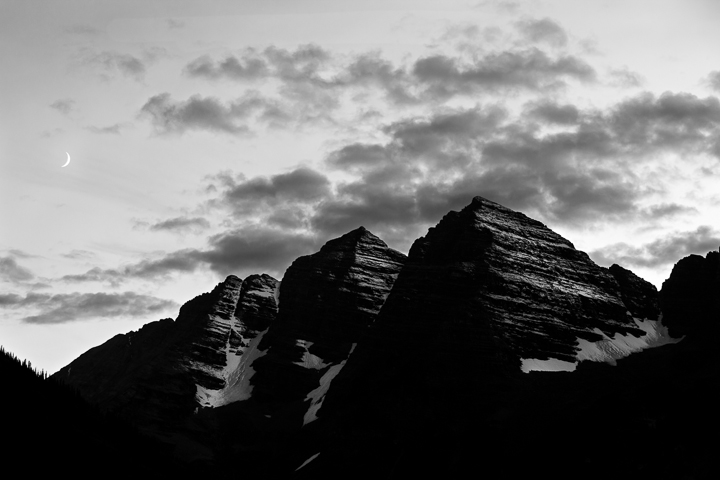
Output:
[
  {"xmin": 246, "ymin": 227, "xmax": 406, "ymax": 425},
  {"xmin": 326, "ymin": 196, "xmax": 653, "ymax": 390}
]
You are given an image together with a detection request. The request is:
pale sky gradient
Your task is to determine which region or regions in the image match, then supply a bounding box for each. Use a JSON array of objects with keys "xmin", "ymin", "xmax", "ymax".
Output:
[{"xmin": 2, "ymin": 0, "xmax": 720, "ymax": 374}]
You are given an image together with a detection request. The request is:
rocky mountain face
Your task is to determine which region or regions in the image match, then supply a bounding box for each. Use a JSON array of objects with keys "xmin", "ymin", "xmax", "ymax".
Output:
[
  {"xmin": 660, "ymin": 249, "xmax": 719, "ymax": 337},
  {"xmin": 246, "ymin": 227, "xmax": 406, "ymax": 427},
  {"xmin": 52, "ymin": 196, "xmax": 719, "ymax": 478},
  {"xmin": 52, "ymin": 273, "xmax": 280, "ymax": 436}
]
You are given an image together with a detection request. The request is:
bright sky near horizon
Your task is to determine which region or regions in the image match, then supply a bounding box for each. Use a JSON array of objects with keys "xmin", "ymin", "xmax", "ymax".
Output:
[{"xmin": 2, "ymin": 0, "xmax": 720, "ymax": 374}]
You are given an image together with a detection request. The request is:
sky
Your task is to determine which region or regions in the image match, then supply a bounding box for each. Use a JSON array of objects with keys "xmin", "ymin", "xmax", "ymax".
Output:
[{"xmin": 2, "ymin": 0, "xmax": 720, "ymax": 374}]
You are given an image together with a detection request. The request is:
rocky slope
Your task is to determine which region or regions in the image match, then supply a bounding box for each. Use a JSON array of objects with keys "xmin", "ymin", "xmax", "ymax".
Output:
[
  {"xmin": 243, "ymin": 227, "xmax": 406, "ymax": 426},
  {"xmin": 659, "ymin": 249, "xmax": 719, "ymax": 337},
  {"xmin": 51, "ymin": 273, "xmax": 280, "ymax": 434}
]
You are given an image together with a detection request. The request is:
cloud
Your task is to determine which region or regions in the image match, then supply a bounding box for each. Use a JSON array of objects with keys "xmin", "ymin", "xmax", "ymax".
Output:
[
  {"xmin": 61, "ymin": 253, "xmax": 200, "ymax": 286},
  {"xmin": 315, "ymin": 90, "xmax": 720, "ymax": 238},
  {"xmin": 196, "ymin": 228, "xmax": 318, "ymax": 277},
  {"xmin": 524, "ymin": 100, "xmax": 579, "ymax": 124},
  {"xmin": 147, "ymin": 216, "xmax": 211, "ymax": 233},
  {"xmin": 0, "ymin": 291, "xmax": 178, "ymax": 324},
  {"xmin": 68, "ymin": 85, "xmax": 720, "ymax": 284},
  {"xmin": 590, "ymin": 226, "xmax": 720, "ymax": 269},
  {"xmin": 0, "ymin": 256, "xmax": 34, "ymax": 283},
  {"xmin": 64, "ymin": 25, "xmax": 101, "ymax": 36},
  {"xmin": 387, "ymin": 107, "xmax": 507, "ymax": 163},
  {"xmin": 706, "ymin": 71, "xmax": 720, "ymax": 92},
  {"xmin": 166, "ymin": 18, "xmax": 185, "ymax": 30},
  {"xmin": 412, "ymin": 48, "xmax": 595, "ymax": 98},
  {"xmin": 610, "ymin": 92, "xmax": 720, "ymax": 155},
  {"xmin": 641, "ymin": 203, "xmax": 697, "ymax": 220},
  {"xmin": 139, "ymin": 93, "xmax": 263, "ymax": 135},
  {"xmin": 0, "ymin": 293, "xmax": 23, "ymax": 306},
  {"xmin": 185, "ymin": 45, "xmax": 331, "ymax": 85},
  {"xmin": 515, "ymin": 18, "xmax": 568, "ymax": 47},
  {"xmin": 76, "ymin": 50, "xmax": 148, "ymax": 81},
  {"xmin": 328, "ymin": 143, "xmax": 391, "ymax": 171},
  {"xmin": 61, "ymin": 250, "xmax": 96, "ymax": 260},
  {"xmin": 608, "ymin": 67, "xmax": 644, "ymax": 88},
  {"xmin": 185, "ymin": 52, "xmax": 269, "ymax": 80},
  {"xmin": 6, "ymin": 249, "xmax": 36, "ymax": 259},
  {"xmin": 50, "ymin": 99, "xmax": 75, "ymax": 115},
  {"xmin": 86, "ymin": 123, "xmax": 123, "ymax": 134},
  {"xmin": 213, "ymin": 167, "xmax": 332, "ymax": 214},
  {"xmin": 310, "ymin": 183, "xmax": 424, "ymax": 244},
  {"xmin": 61, "ymin": 267, "xmax": 124, "ymax": 285},
  {"xmin": 62, "ymin": 225, "xmax": 319, "ymax": 285},
  {"xmin": 183, "ymin": 41, "xmax": 595, "ymax": 112}
]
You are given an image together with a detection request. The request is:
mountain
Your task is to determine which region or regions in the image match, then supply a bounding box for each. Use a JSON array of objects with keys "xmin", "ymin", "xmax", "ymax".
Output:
[
  {"xmin": 51, "ymin": 227, "xmax": 406, "ymax": 466},
  {"xmin": 51, "ymin": 196, "xmax": 719, "ymax": 478},
  {"xmin": 660, "ymin": 249, "xmax": 720, "ymax": 338},
  {"xmin": 50, "ymin": 273, "xmax": 279, "ymax": 461}
]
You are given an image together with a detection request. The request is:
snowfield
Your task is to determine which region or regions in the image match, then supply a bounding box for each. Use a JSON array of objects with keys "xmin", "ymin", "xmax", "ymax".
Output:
[{"xmin": 521, "ymin": 316, "xmax": 683, "ymax": 373}]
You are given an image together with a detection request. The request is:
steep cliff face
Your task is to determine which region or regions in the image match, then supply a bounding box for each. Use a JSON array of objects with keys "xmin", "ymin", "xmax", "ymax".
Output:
[
  {"xmin": 195, "ymin": 274, "xmax": 280, "ymax": 407},
  {"xmin": 660, "ymin": 249, "xmax": 720, "ymax": 337},
  {"xmin": 51, "ymin": 274, "xmax": 280, "ymax": 429},
  {"xmin": 246, "ymin": 227, "xmax": 406, "ymax": 424}
]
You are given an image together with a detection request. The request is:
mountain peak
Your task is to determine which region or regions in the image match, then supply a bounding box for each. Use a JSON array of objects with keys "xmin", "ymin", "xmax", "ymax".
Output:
[
  {"xmin": 224, "ymin": 274, "xmax": 242, "ymax": 284},
  {"xmin": 318, "ymin": 225, "xmax": 389, "ymax": 255}
]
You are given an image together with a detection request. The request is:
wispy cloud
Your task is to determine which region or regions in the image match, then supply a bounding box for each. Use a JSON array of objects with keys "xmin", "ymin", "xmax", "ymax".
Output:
[
  {"xmin": 62, "ymin": 224, "xmax": 318, "ymax": 285},
  {"xmin": 139, "ymin": 92, "xmax": 268, "ymax": 135},
  {"xmin": 61, "ymin": 250, "xmax": 96, "ymax": 260},
  {"xmin": 591, "ymin": 226, "xmax": 720, "ymax": 269},
  {"xmin": 514, "ymin": 17, "xmax": 568, "ymax": 47},
  {"xmin": 0, "ymin": 291, "xmax": 178, "ymax": 324},
  {"xmin": 146, "ymin": 216, "xmax": 211, "ymax": 233},
  {"xmin": 64, "ymin": 25, "xmax": 101, "ymax": 36},
  {"xmin": 706, "ymin": 70, "xmax": 720, "ymax": 92},
  {"xmin": 86, "ymin": 123, "xmax": 124, "ymax": 134},
  {"xmin": 166, "ymin": 18, "xmax": 185, "ymax": 30},
  {"xmin": 209, "ymin": 167, "xmax": 331, "ymax": 215},
  {"xmin": 50, "ymin": 99, "xmax": 76, "ymax": 115},
  {"xmin": 75, "ymin": 49, "xmax": 150, "ymax": 81},
  {"xmin": 0, "ymin": 256, "xmax": 34, "ymax": 283},
  {"xmin": 608, "ymin": 67, "xmax": 644, "ymax": 88}
]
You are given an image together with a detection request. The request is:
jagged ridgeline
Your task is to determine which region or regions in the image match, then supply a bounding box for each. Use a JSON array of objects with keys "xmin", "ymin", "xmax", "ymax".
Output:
[{"xmin": 50, "ymin": 196, "xmax": 720, "ymax": 478}]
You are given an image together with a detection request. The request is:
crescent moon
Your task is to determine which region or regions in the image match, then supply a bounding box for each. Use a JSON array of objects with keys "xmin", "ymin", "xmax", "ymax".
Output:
[{"xmin": 62, "ymin": 152, "xmax": 71, "ymax": 168}]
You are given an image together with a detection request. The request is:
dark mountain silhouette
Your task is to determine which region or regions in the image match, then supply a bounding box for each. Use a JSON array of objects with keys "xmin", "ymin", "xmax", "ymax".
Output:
[
  {"xmin": 43, "ymin": 196, "xmax": 719, "ymax": 478},
  {"xmin": 0, "ymin": 345, "xmax": 204, "ymax": 475}
]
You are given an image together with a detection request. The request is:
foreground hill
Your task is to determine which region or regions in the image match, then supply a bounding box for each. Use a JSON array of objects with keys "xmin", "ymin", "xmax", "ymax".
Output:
[{"xmin": 0, "ymin": 345, "xmax": 193, "ymax": 475}]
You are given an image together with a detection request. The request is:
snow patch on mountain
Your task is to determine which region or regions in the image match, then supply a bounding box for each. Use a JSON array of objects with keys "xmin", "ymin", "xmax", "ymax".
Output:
[
  {"xmin": 273, "ymin": 281, "xmax": 281, "ymax": 306},
  {"xmin": 294, "ymin": 340, "xmax": 331, "ymax": 370},
  {"xmin": 295, "ymin": 452, "xmax": 321, "ymax": 471},
  {"xmin": 521, "ymin": 317, "xmax": 683, "ymax": 373},
  {"xmin": 195, "ymin": 329, "xmax": 269, "ymax": 407},
  {"xmin": 303, "ymin": 343, "xmax": 357, "ymax": 425},
  {"xmin": 576, "ymin": 316, "xmax": 681, "ymax": 365},
  {"xmin": 520, "ymin": 357, "xmax": 577, "ymax": 373}
]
